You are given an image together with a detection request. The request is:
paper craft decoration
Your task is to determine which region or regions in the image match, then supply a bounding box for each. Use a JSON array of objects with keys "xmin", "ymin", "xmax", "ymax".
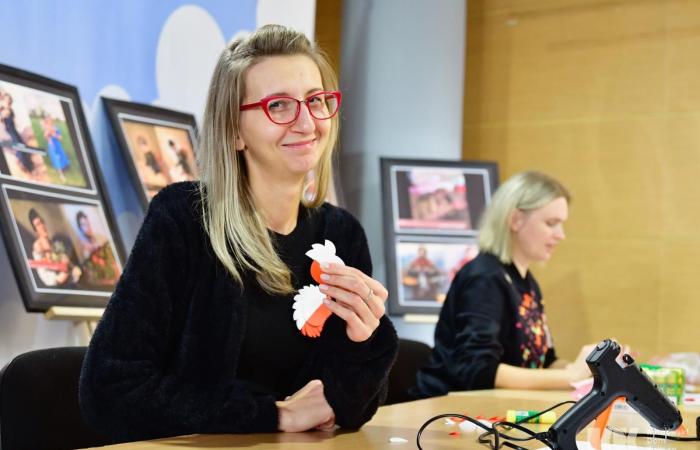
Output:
[{"xmin": 293, "ymin": 240, "xmax": 344, "ymax": 338}]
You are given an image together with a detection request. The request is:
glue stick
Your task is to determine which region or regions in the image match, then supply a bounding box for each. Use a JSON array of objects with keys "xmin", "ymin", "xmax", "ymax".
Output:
[{"xmin": 506, "ymin": 410, "xmax": 557, "ymax": 424}]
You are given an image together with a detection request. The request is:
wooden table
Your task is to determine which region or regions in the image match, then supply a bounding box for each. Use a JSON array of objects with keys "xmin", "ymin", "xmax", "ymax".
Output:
[{"xmin": 87, "ymin": 389, "xmax": 700, "ymax": 449}]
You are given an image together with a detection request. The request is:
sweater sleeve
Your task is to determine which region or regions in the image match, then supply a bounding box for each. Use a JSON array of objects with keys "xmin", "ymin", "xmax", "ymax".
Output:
[
  {"xmin": 79, "ymin": 188, "xmax": 278, "ymax": 443},
  {"xmin": 308, "ymin": 213, "xmax": 398, "ymax": 429},
  {"xmin": 440, "ymin": 274, "xmax": 509, "ymax": 390}
]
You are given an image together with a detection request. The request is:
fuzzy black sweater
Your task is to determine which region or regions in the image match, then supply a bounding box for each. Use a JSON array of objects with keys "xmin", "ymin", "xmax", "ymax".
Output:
[
  {"xmin": 79, "ymin": 182, "xmax": 398, "ymax": 443},
  {"xmin": 410, "ymin": 252, "xmax": 556, "ymax": 399}
]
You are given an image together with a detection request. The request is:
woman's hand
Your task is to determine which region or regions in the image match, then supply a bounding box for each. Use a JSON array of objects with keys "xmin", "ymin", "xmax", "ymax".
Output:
[
  {"xmin": 276, "ymin": 379, "xmax": 335, "ymax": 432},
  {"xmin": 564, "ymin": 343, "xmax": 596, "ymax": 383},
  {"xmin": 318, "ymin": 262, "xmax": 387, "ymax": 342}
]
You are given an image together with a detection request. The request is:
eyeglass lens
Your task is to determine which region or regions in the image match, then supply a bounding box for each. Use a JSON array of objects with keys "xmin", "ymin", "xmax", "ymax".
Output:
[{"xmin": 266, "ymin": 92, "xmax": 339, "ymax": 124}]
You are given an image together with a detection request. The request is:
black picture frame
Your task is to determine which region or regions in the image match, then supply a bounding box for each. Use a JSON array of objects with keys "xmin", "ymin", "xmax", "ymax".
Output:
[
  {"xmin": 0, "ymin": 63, "xmax": 126, "ymax": 311},
  {"xmin": 103, "ymin": 97, "xmax": 199, "ymax": 210},
  {"xmin": 380, "ymin": 157, "xmax": 499, "ymax": 315}
]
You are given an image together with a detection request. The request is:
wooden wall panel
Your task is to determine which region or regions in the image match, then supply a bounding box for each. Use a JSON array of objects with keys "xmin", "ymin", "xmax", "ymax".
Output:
[
  {"xmin": 464, "ymin": 0, "xmax": 700, "ymax": 359},
  {"xmin": 314, "ymin": 0, "xmax": 343, "ymax": 75}
]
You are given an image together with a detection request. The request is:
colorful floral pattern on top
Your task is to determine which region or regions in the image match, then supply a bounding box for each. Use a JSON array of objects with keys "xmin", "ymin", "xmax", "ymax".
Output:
[{"xmin": 514, "ymin": 291, "xmax": 550, "ymax": 368}]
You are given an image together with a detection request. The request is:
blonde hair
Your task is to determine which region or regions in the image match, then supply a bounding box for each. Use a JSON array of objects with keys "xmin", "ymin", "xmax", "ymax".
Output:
[
  {"xmin": 478, "ymin": 171, "xmax": 571, "ymax": 264},
  {"xmin": 198, "ymin": 24, "xmax": 339, "ymax": 295}
]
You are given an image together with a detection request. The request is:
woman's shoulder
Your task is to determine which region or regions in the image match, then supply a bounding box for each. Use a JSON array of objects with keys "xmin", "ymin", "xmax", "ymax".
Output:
[
  {"xmin": 150, "ymin": 181, "xmax": 199, "ymax": 203},
  {"xmin": 314, "ymin": 202, "xmax": 365, "ymax": 235},
  {"xmin": 144, "ymin": 182, "xmax": 202, "ymax": 230},
  {"xmin": 455, "ymin": 252, "xmax": 508, "ymax": 283},
  {"xmin": 148, "ymin": 182, "xmax": 200, "ymax": 214}
]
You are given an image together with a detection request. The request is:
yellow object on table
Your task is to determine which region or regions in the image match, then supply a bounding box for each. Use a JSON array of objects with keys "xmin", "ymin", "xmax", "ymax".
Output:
[{"xmin": 640, "ymin": 364, "xmax": 685, "ymax": 405}]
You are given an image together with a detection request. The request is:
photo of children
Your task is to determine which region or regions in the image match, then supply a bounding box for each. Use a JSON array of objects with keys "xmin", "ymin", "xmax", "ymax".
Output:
[
  {"xmin": 3, "ymin": 185, "xmax": 122, "ymax": 295},
  {"xmin": 396, "ymin": 239, "xmax": 478, "ymax": 306},
  {"xmin": 393, "ymin": 167, "xmax": 472, "ymax": 231},
  {"xmin": 120, "ymin": 117, "xmax": 197, "ymax": 200},
  {"xmin": 389, "ymin": 164, "xmax": 495, "ymax": 236},
  {"xmin": 0, "ymin": 80, "xmax": 90, "ymax": 190}
]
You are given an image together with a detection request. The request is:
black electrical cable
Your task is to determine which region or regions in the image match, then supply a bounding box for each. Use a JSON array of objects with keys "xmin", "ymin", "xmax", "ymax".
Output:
[
  {"xmin": 416, "ymin": 400, "xmax": 576, "ymax": 450},
  {"xmin": 606, "ymin": 424, "xmax": 700, "ymax": 441}
]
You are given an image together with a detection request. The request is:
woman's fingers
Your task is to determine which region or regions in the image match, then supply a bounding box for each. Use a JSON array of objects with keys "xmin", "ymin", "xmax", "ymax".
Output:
[
  {"xmin": 319, "ymin": 263, "xmax": 387, "ymax": 318},
  {"xmin": 322, "ymin": 297, "xmax": 378, "ymax": 342},
  {"xmin": 277, "ymin": 379, "xmax": 335, "ymax": 432},
  {"xmin": 319, "ymin": 283, "xmax": 375, "ymax": 324},
  {"xmin": 316, "ymin": 263, "xmax": 388, "ymax": 342}
]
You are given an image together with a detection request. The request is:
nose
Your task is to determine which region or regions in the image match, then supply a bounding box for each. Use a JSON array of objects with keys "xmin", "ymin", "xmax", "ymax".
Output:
[
  {"xmin": 291, "ymin": 102, "xmax": 316, "ymax": 132},
  {"xmin": 555, "ymin": 224, "xmax": 566, "ymax": 241}
]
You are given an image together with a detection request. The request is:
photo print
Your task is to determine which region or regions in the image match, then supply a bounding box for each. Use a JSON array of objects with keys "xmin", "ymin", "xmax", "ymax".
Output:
[
  {"xmin": 0, "ymin": 79, "xmax": 94, "ymax": 192},
  {"xmin": 103, "ymin": 98, "xmax": 198, "ymax": 209},
  {"xmin": 0, "ymin": 184, "xmax": 123, "ymax": 310}
]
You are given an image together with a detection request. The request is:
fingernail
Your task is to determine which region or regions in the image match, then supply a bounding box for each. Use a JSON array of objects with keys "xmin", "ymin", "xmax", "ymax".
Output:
[
  {"xmin": 323, "ymin": 298, "xmax": 332, "ymax": 305},
  {"xmin": 321, "ymin": 263, "xmax": 329, "ymax": 269},
  {"xmin": 319, "ymin": 284, "xmax": 328, "ymax": 291},
  {"xmin": 320, "ymin": 273, "xmax": 330, "ymax": 281}
]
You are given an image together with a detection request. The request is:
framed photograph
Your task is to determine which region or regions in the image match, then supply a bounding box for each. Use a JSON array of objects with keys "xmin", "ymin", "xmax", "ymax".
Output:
[
  {"xmin": 0, "ymin": 63, "xmax": 125, "ymax": 312},
  {"xmin": 381, "ymin": 158, "xmax": 499, "ymax": 236},
  {"xmin": 103, "ymin": 97, "xmax": 198, "ymax": 209},
  {"xmin": 0, "ymin": 68, "xmax": 99, "ymax": 194},
  {"xmin": 381, "ymin": 157, "xmax": 498, "ymax": 315},
  {"xmin": 385, "ymin": 236, "xmax": 479, "ymax": 315},
  {"xmin": 0, "ymin": 184, "xmax": 124, "ymax": 311}
]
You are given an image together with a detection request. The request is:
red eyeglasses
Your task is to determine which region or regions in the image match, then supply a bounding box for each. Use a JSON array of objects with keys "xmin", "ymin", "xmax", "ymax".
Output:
[{"xmin": 240, "ymin": 91, "xmax": 342, "ymax": 125}]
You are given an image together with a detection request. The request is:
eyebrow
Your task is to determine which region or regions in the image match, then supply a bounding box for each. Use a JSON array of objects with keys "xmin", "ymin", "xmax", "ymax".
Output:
[{"xmin": 265, "ymin": 88, "xmax": 324, "ymax": 98}]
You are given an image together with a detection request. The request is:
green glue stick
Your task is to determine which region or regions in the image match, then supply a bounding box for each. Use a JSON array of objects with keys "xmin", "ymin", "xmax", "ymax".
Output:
[{"xmin": 506, "ymin": 410, "xmax": 557, "ymax": 424}]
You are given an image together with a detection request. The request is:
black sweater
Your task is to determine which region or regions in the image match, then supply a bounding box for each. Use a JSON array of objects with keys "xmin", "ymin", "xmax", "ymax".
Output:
[
  {"xmin": 410, "ymin": 252, "xmax": 556, "ymax": 399},
  {"xmin": 79, "ymin": 182, "xmax": 398, "ymax": 443}
]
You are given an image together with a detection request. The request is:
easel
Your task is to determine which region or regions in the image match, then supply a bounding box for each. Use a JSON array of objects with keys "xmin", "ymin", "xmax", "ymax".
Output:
[
  {"xmin": 403, "ymin": 314, "xmax": 439, "ymax": 324},
  {"xmin": 44, "ymin": 306, "xmax": 105, "ymax": 345}
]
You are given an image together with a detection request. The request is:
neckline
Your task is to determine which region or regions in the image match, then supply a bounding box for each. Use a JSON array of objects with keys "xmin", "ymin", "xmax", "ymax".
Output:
[{"xmin": 269, "ymin": 204, "xmax": 306, "ymax": 239}]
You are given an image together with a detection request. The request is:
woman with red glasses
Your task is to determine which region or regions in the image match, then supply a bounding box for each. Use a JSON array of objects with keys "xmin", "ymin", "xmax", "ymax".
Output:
[{"xmin": 80, "ymin": 24, "xmax": 398, "ymax": 443}]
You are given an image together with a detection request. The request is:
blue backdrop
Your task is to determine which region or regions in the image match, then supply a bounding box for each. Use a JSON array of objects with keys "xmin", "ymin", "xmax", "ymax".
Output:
[
  {"xmin": 1, "ymin": 1, "xmax": 255, "ymax": 108},
  {"xmin": 0, "ymin": 0, "xmax": 257, "ymax": 248}
]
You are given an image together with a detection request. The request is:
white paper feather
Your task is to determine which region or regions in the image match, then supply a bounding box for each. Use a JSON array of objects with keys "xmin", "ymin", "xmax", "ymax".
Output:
[
  {"xmin": 305, "ymin": 239, "xmax": 344, "ymax": 265},
  {"xmin": 292, "ymin": 285, "xmax": 326, "ymax": 330}
]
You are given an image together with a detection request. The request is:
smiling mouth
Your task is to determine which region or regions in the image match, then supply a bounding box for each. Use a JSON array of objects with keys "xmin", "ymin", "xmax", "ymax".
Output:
[{"xmin": 283, "ymin": 139, "xmax": 316, "ymax": 149}]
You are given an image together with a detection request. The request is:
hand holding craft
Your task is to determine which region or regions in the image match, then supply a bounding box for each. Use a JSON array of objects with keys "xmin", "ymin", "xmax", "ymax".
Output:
[
  {"xmin": 293, "ymin": 240, "xmax": 343, "ymax": 338},
  {"xmin": 319, "ymin": 261, "xmax": 387, "ymax": 342},
  {"xmin": 293, "ymin": 240, "xmax": 388, "ymax": 341}
]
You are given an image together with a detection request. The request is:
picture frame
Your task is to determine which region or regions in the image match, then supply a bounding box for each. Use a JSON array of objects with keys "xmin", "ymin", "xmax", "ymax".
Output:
[
  {"xmin": 380, "ymin": 157, "xmax": 499, "ymax": 315},
  {"xmin": 381, "ymin": 158, "xmax": 499, "ymax": 236},
  {"xmin": 0, "ymin": 63, "xmax": 126, "ymax": 312},
  {"xmin": 0, "ymin": 67, "xmax": 100, "ymax": 194},
  {"xmin": 0, "ymin": 185, "xmax": 124, "ymax": 311},
  {"xmin": 103, "ymin": 97, "xmax": 199, "ymax": 210},
  {"xmin": 389, "ymin": 235, "xmax": 479, "ymax": 313}
]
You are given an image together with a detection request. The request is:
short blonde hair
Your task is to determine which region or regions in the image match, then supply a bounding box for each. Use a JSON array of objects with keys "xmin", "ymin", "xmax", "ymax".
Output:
[
  {"xmin": 198, "ymin": 24, "xmax": 339, "ymax": 295},
  {"xmin": 478, "ymin": 171, "xmax": 571, "ymax": 264}
]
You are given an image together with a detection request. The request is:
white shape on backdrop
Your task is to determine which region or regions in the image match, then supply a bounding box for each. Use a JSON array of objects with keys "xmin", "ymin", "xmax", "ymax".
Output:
[
  {"xmin": 154, "ymin": 5, "xmax": 226, "ymax": 123},
  {"xmin": 79, "ymin": 2, "xmax": 318, "ymax": 129},
  {"xmin": 256, "ymin": 0, "xmax": 316, "ymax": 38},
  {"xmin": 87, "ymin": 84, "xmax": 141, "ymax": 248}
]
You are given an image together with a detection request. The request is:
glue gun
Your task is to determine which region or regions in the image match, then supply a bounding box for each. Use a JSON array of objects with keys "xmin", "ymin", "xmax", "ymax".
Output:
[{"xmin": 548, "ymin": 339, "xmax": 682, "ymax": 450}]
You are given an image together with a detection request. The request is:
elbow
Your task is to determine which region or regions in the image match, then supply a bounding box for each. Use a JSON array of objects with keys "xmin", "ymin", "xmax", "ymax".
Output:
[
  {"xmin": 454, "ymin": 358, "xmax": 500, "ymax": 391},
  {"xmin": 78, "ymin": 370, "xmax": 111, "ymax": 440}
]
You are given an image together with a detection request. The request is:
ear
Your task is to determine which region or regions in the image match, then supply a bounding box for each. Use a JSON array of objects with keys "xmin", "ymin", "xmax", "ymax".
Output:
[
  {"xmin": 509, "ymin": 209, "xmax": 526, "ymax": 232},
  {"xmin": 234, "ymin": 132, "xmax": 246, "ymax": 151}
]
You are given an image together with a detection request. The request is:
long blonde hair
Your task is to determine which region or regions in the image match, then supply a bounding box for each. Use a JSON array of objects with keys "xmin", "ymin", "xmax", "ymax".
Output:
[
  {"xmin": 198, "ymin": 24, "xmax": 339, "ymax": 294},
  {"xmin": 478, "ymin": 171, "xmax": 571, "ymax": 264}
]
